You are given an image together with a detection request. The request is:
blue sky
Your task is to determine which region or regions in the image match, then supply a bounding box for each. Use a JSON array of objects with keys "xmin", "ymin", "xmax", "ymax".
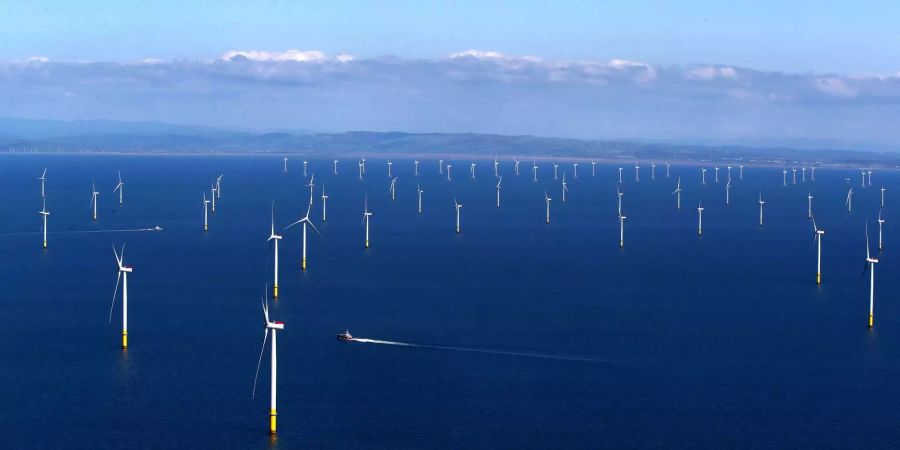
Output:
[
  {"xmin": 1, "ymin": 1, "xmax": 900, "ymax": 149},
  {"xmin": 3, "ymin": 0, "xmax": 899, "ymax": 73}
]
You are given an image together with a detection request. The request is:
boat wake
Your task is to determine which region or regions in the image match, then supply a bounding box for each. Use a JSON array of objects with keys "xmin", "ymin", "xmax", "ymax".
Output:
[
  {"xmin": 1, "ymin": 226, "xmax": 163, "ymax": 236},
  {"xmin": 349, "ymin": 337, "xmax": 607, "ymax": 363}
]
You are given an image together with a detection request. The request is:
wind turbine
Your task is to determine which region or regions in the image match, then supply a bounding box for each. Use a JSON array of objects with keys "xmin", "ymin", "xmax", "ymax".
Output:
[
  {"xmin": 387, "ymin": 160, "xmax": 393, "ymax": 178},
  {"xmin": 868, "ymin": 170, "xmax": 873, "ymax": 186},
  {"xmin": 592, "ymin": 160, "xmax": 596, "ymax": 177},
  {"xmin": 810, "ymin": 166, "xmax": 815, "ymax": 181},
  {"xmin": 108, "ymin": 243, "xmax": 132, "ymax": 349},
  {"xmin": 470, "ymin": 162, "xmax": 476, "ymax": 179},
  {"xmin": 561, "ymin": 172, "xmax": 568, "ymax": 203},
  {"xmin": 358, "ymin": 160, "xmax": 364, "ymax": 180},
  {"xmin": 792, "ymin": 168, "xmax": 797, "ymax": 184},
  {"xmin": 321, "ymin": 185, "xmax": 328, "ymax": 222},
  {"xmin": 846, "ymin": 187, "xmax": 853, "ymax": 213},
  {"xmin": 727, "ymin": 166, "xmax": 732, "ymax": 182},
  {"xmin": 303, "ymin": 159, "xmax": 308, "ymax": 177},
  {"xmin": 286, "ymin": 203, "xmax": 321, "ymax": 271},
  {"xmin": 758, "ymin": 193, "xmax": 765, "ymax": 226},
  {"xmin": 553, "ymin": 162, "xmax": 559, "ymax": 180},
  {"xmin": 283, "ymin": 158, "xmax": 288, "ymax": 173},
  {"xmin": 216, "ymin": 175, "xmax": 223, "ymax": 199},
  {"xmin": 454, "ymin": 198, "xmax": 462, "ymax": 233},
  {"xmin": 39, "ymin": 199, "xmax": 50, "ymax": 249},
  {"xmin": 617, "ymin": 187, "xmax": 624, "ymax": 216},
  {"xmin": 573, "ymin": 162, "xmax": 579, "ymax": 179},
  {"xmin": 417, "ymin": 183, "xmax": 424, "ymax": 214},
  {"xmin": 725, "ymin": 180, "xmax": 731, "ymax": 205},
  {"xmin": 697, "ymin": 201, "xmax": 704, "ymax": 236},
  {"xmin": 544, "ymin": 192, "xmax": 552, "ymax": 224},
  {"xmin": 881, "ymin": 186, "xmax": 886, "ymax": 207},
  {"xmin": 38, "ymin": 168, "xmax": 47, "ymax": 198},
  {"xmin": 700, "ymin": 167, "xmax": 707, "ymax": 185},
  {"xmin": 447, "ymin": 164, "xmax": 453, "ymax": 181},
  {"xmin": 333, "ymin": 160, "xmax": 338, "ymax": 175},
  {"xmin": 878, "ymin": 210, "xmax": 886, "ymax": 251},
  {"xmin": 634, "ymin": 163, "xmax": 640, "ymax": 182},
  {"xmin": 211, "ymin": 184, "xmax": 217, "ymax": 212},
  {"xmin": 739, "ymin": 164, "xmax": 744, "ymax": 180},
  {"xmin": 864, "ymin": 223, "xmax": 879, "ymax": 328},
  {"xmin": 114, "ymin": 171, "xmax": 125, "ymax": 205},
  {"xmin": 532, "ymin": 161, "xmax": 538, "ymax": 182},
  {"xmin": 389, "ymin": 176, "xmax": 398, "ymax": 200},
  {"xmin": 90, "ymin": 181, "xmax": 100, "ymax": 220},
  {"xmin": 618, "ymin": 213, "xmax": 626, "ymax": 248},
  {"xmin": 306, "ymin": 173, "xmax": 316, "ymax": 206},
  {"xmin": 801, "ymin": 167, "xmax": 806, "ymax": 182},
  {"xmin": 268, "ymin": 202, "xmax": 282, "ymax": 297},
  {"xmin": 252, "ymin": 293, "xmax": 284, "ymax": 435},
  {"xmin": 813, "ymin": 217, "xmax": 824, "ymax": 284},
  {"xmin": 666, "ymin": 161, "xmax": 671, "ymax": 178},
  {"xmin": 496, "ymin": 177, "xmax": 502, "ymax": 208},
  {"xmin": 362, "ymin": 195, "xmax": 372, "ymax": 248},
  {"xmin": 439, "ymin": 159, "xmax": 444, "ymax": 174},
  {"xmin": 672, "ymin": 177, "xmax": 682, "ymax": 209},
  {"xmin": 714, "ymin": 166, "xmax": 719, "ymax": 183},
  {"xmin": 782, "ymin": 169, "xmax": 787, "ymax": 187},
  {"xmin": 514, "ymin": 159, "xmax": 520, "ymax": 176},
  {"xmin": 650, "ymin": 162, "xmax": 656, "ymax": 180},
  {"xmin": 807, "ymin": 192, "xmax": 814, "ymax": 218},
  {"xmin": 414, "ymin": 160, "xmax": 419, "ymax": 176},
  {"xmin": 618, "ymin": 167, "xmax": 623, "ymax": 183},
  {"xmin": 203, "ymin": 193, "xmax": 210, "ymax": 231},
  {"xmin": 493, "ymin": 156, "xmax": 499, "ymax": 177},
  {"xmin": 361, "ymin": 157, "xmax": 366, "ymax": 175}
]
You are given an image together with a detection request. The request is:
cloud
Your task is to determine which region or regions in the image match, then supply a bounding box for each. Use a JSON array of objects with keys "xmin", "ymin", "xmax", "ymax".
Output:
[{"xmin": 1, "ymin": 49, "xmax": 899, "ymax": 148}]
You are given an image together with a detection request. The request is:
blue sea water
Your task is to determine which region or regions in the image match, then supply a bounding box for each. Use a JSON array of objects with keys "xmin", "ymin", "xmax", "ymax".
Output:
[{"xmin": 1, "ymin": 155, "xmax": 898, "ymax": 449}]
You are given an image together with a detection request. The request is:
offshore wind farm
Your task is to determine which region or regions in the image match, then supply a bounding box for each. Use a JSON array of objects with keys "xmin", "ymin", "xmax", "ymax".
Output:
[{"xmin": 1, "ymin": 154, "xmax": 898, "ymax": 448}]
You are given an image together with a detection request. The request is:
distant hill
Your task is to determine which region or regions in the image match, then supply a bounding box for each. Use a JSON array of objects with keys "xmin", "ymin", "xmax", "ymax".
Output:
[{"xmin": 1, "ymin": 117, "xmax": 898, "ymax": 168}]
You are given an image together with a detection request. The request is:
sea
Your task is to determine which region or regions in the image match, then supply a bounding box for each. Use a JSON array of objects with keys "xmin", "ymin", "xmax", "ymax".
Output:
[{"xmin": 1, "ymin": 155, "xmax": 898, "ymax": 449}]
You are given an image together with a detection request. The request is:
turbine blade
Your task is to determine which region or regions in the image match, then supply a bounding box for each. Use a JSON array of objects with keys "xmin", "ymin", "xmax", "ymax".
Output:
[
  {"xmin": 251, "ymin": 328, "xmax": 270, "ymax": 399},
  {"xmin": 108, "ymin": 271, "xmax": 121, "ymax": 323},
  {"xmin": 306, "ymin": 219, "xmax": 323, "ymax": 236}
]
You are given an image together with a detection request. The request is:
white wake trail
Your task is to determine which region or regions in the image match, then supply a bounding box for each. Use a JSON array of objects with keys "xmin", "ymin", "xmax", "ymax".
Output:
[
  {"xmin": 349, "ymin": 337, "xmax": 607, "ymax": 363},
  {"xmin": 0, "ymin": 227, "xmax": 163, "ymax": 236}
]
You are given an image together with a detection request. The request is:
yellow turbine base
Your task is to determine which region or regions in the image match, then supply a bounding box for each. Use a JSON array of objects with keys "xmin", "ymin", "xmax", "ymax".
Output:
[
  {"xmin": 365, "ymin": 240, "xmax": 369, "ymax": 249},
  {"xmin": 698, "ymin": 230, "xmax": 702, "ymax": 236},
  {"xmin": 619, "ymin": 241, "xmax": 624, "ymax": 248},
  {"xmin": 122, "ymin": 331, "xmax": 128, "ymax": 349},
  {"xmin": 817, "ymin": 273, "xmax": 821, "ymax": 285},
  {"xmin": 204, "ymin": 225, "xmax": 208, "ymax": 232},
  {"xmin": 43, "ymin": 241, "xmax": 47, "ymax": 249},
  {"xmin": 273, "ymin": 285, "xmax": 278, "ymax": 298},
  {"xmin": 93, "ymin": 215, "xmax": 97, "ymax": 221},
  {"xmin": 269, "ymin": 410, "xmax": 277, "ymax": 434},
  {"xmin": 869, "ymin": 315, "xmax": 874, "ymax": 328},
  {"xmin": 302, "ymin": 259, "xmax": 307, "ymax": 270}
]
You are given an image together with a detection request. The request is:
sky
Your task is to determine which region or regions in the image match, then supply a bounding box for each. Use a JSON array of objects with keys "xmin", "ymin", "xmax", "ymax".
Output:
[{"xmin": 2, "ymin": 1, "xmax": 900, "ymax": 149}]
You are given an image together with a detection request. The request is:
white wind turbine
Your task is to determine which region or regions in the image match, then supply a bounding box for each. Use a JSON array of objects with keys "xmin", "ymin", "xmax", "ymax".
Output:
[
  {"xmin": 812, "ymin": 217, "xmax": 825, "ymax": 284},
  {"xmin": 454, "ymin": 198, "xmax": 462, "ymax": 233},
  {"xmin": 792, "ymin": 168, "xmax": 797, "ymax": 184},
  {"xmin": 387, "ymin": 160, "xmax": 393, "ymax": 178},
  {"xmin": 863, "ymin": 223, "xmax": 879, "ymax": 328},
  {"xmin": 782, "ymin": 169, "xmax": 787, "ymax": 187},
  {"xmin": 362, "ymin": 195, "xmax": 373, "ymax": 248},
  {"xmin": 651, "ymin": 162, "xmax": 656, "ymax": 180},
  {"xmin": 739, "ymin": 164, "xmax": 744, "ymax": 180},
  {"xmin": 389, "ymin": 176, "xmax": 398, "ymax": 200},
  {"xmin": 725, "ymin": 180, "xmax": 731, "ymax": 205},
  {"xmin": 758, "ymin": 193, "xmax": 765, "ymax": 226},
  {"xmin": 881, "ymin": 186, "xmax": 886, "ymax": 207},
  {"xmin": 321, "ymin": 185, "xmax": 328, "ymax": 222},
  {"xmin": 283, "ymin": 157, "xmax": 288, "ymax": 173},
  {"xmin": 114, "ymin": 171, "xmax": 125, "ymax": 205},
  {"xmin": 38, "ymin": 168, "xmax": 47, "ymax": 198},
  {"xmin": 91, "ymin": 181, "xmax": 100, "ymax": 220},
  {"xmin": 666, "ymin": 161, "xmax": 671, "ymax": 178},
  {"xmin": 252, "ymin": 292, "xmax": 284, "ymax": 435},
  {"xmin": 727, "ymin": 166, "xmax": 732, "ymax": 182},
  {"xmin": 417, "ymin": 183, "xmax": 424, "ymax": 214},
  {"xmin": 846, "ymin": 187, "xmax": 853, "ymax": 213},
  {"xmin": 801, "ymin": 167, "xmax": 806, "ymax": 182},
  {"xmin": 514, "ymin": 158, "xmax": 520, "ymax": 176},
  {"xmin": 493, "ymin": 156, "xmax": 499, "ymax": 177},
  {"xmin": 544, "ymin": 192, "xmax": 552, "ymax": 224},
  {"xmin": 39, "ymin": 199, "xmax": 50, "ymax": 249},
  {"xmin": 361, "ymin": 157, "xmax": 366, "ymax": 175},
  {"xmin": 573, "ymin": 162, "xmax": 578, "ymax": 179},
  {"xmin": 617, "ymin": 187, "xmax": 624, "ymax": 216},
  {"xmin": 108, "ymin": 243, "xmax": 132, "ymax": 349},
  {"xmin": 807, "ymin": 192, "xmax": 814, "ymax": 218},
  {"xmin": 532, "ymin": 161, "xmax": 538, "ymax": 182},
  {"xmin": 414, "ymin": 160, "xmax": 419, "ymax": 176},
  {"xmin": 268, "ymin": 202, "xmax": 282, "ymax": 297},
  {"xmin": 618, "ymin": 167, "xmax": 623, "ymax": 183},
  {"xmin": 868, "ymin": 170, "xmax": 873, "ymax": 186},
  {"xmin": 439, "ymin": 159, "xmax": 444, "ymax": 174},
  {"xmin": 447, "ymin": 164, "xmax": 453, "ymax": 181},
  {"xmin": 591, "ymin": 160, "xmax": 596, "ymax": 177},
  {"xmin": 672, "ymin": 178, "xmax": 682, "ymax": 209},
  {"xmin": 303, "ymin": 159, "xmax": 308, "ymax": 177},
  {"xmin": 697, "ymin": 201, "xmax": 704, "ymax": 236},
  {"xmin": 203, "ymin": 193, "xmax": 210, "ymax": 231},
  {"xmin": 496, "ymin": 177, "xmax": 502, "ymax": 208},
  {"xmin": 553, "ymin": 162, "xmax": 559, "ymax": 180},
  {"xmin": 878, "ymin": 210, "xmax": 885, "ymax": 251},
  {"xmin": 211, "ymin": 184, "xmax": 217, "ymax": 212},
  {"xmin": 860, "ymin": 169, "xmax": 865, "ymax": 187},
  {"xmin": 618, "ymin": 213, "xmax": 626, "ymax": 248},
  {"xmin": 470, "ymin": 162, "xmax": 476, "ymax": 179},
  {"xmin": 634, "ymin": 163, "xmax": 640, "ymax": 182},
  {"xmin": 333, "ymin": 160, "xmax": 338, "ymax": 175},
  {"xmin": 810, "ymin": 166, "xmax": 815, "ymax": 181},
  {"xmin": 216, "ymin": 174, "xmax": 223, "ymax": 199},
  {"xmin": 286, "ymin": 203, "xmax": 321, "ymax": 271},
  {"xmin": 561, "ymin": 172, "xmax": 568, "ymax": 203},
  {"xmin": 358, "ymin": 160, "xmax": 364, "ymax": 180},
  {"xmin": 306, "ymin": 173, "xmax": 316, "ymax": 206},
  {"xmin": 714, "ymin": 166, "xmax": 719, "ymax": 183},
  {"xmin": 701, "ymin": 167, "xmax": 707, "ymax": 185}
]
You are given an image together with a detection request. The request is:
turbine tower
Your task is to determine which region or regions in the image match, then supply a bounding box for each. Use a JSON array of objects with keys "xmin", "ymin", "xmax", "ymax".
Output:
[
  {"xmin": 758, "ymin": 193, "xmax": 765, "ymax": 227},
  {"xmin": 321, "ymin": 185, "xmax": 328, "ymax": 222},
  {"xmin": 414, "ymin": 160, "xmax": 419, "ymax": 176},
  {"xmin": 283, "ymin": 158, "xmax": 288, "ymax": 173},
  {"xmin": 618, "ymin": 214, "xmax": 626, "ymax": 248},
  {"xmin": 617, "ymin": 187, "xmax": 624, "ymax": 216},
  {"xmin": 561, "ymin": 173, "xmax": 568, "ymax": 203},
  {"xmin": 697, "ymin": 201, "xmax": 704, "ymax": 236},
  {"xmin": 782, "ymin": 169, "xmax": 787, "ymax": 187},
  {"xmin": 514, "ymin": 159, "xmax": 520, "ymax": 176},
  {"xmin": 91, "ymin": 181, "xmax": 100, "ymax": 220},
  {"xmin": 496, "ymin": 177, "xmax": 502, "ymax": 208},
  {"xmin": 878, "ymin": 210, "xmax": 886, "ymax": 251},
  {"xmin": 439, "ymin": 159, "xmax": 444, "ymax": 174},
  {"xmin": 634, "ymin": 163, "xmax": 640, "ymax": 182},
  {"xmin": 387, "ymin": 160, "xmax": 393, "ymax": 178},
  {"xmin": 306, "ymin": 173, "xmax": 316, "ymax": 206},
  {"xmin": 545, "ymin": 192, "xmax": 552, "ymax": 224},
  {"xmin": 650, "ymin": 162, "xmax": 656, "ymax": 180},
  {"xmin": 38, "ymin": 168, "xmax": 47, "ymax": 198},
  {"xmin": 714, "ymin": 166, "xmax": 719, "ymax": 183},
  {"xmin": 553, "ymin": 162, "xmax": 559, "ymax": 180},
  {"xmin": 333, "ymin": 160, "xmax": 338, "ymax": 175},
  {"xmin": 109, "ymin": 244, "xmax": 132, "ymax": 349},
  {"xmin": 846, "ymin": 187, "xmax": 853, "ymax": 213},
  {"xmin": 881, "ymin": 186, "xmax": 886, "ymax": 207},
  {"xmin": 417, "ymin": 183, "xmax": 424, "ymax": 214},
  {"xmin": 592, "ymin": 160, "xmax": 596, "ymax": 177},
  {"xmin": 252, "ymin": 294, "xmax": 284, "ymax": 435},
  {"xmin": 303, "ymin": 160, "xmax": 308, "ymax": 177},
  {"xmin": 114, "ymin": 171, "xmax": 125, "ymax": 205},
  {"xmin": 813, "ymin": 217, "xmax": 824, "ymax": 284},
  {"xmin": 666, "ymin": 161, "xmax": 671, "ymax": 178},
  {"xmin": 532, "ymin": 161, "xmax": 538, "ymax": 182},
  {"xmin": 725, "ymin": 180, "xmax": 731, "ymax": 205},
  {"xmin": 389, "ymin": 176, "xmax": 398, "ymax": 200},
  {"xmin": 618, "ymin": 167, "xmax": 623, "ymax": 183},
  {"xmin": 211, "ymin": 184, "xmax": 217, "ymax": 212},
  {"xmin": 470, "ymin": 162, "xmax": 476, "ymax": 179},
  {"xmin": 447, "ymin": 164, "xmax": 452, "ymax": 181},
  {"xmin": 203, "ymin": 193, "xmax": 210, "ymax": 231},
  {"xmin": 216, "ymin": 175, "xmax": 223, "ymax": 199},
  {"xmin": 739, "ymin": 164, "xmax": 744, "ymax": 180},
  {"xmin": 672, "ymin": 178, "xmax": 682, "ymax": 210},
  {"xmin": 864, "ymin": 223, "xmax": 879, "ymax": 328},
  {"xmin": 39, "ymin": 199, "xmax": 50, "ymax": 249},
  {"xmin": 363, "ymin": 195, "xmax": 372, "ymax": 248},
  {"xmin": 454, "ymin": 199, "xmax": 462, "ymax": 233},
  {"xmin": 701, "ymin": 167, "xmax": 707, "ymax": 185},
  {"xmin": 573, "ymin": 163, "xmax": 579, "ymax": 179},
  {"xmin": 268, "ymin": 202, "xmax": 282, "ymax": 297}
]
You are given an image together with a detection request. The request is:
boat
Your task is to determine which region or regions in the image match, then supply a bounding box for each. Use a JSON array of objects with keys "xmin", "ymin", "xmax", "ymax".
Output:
[
  {"xmin": 153, "ymin": 225, "xmax": 163, "ymax": 231},
  {"xmin": 337, "ymin": 330, "xmax": 353, "ymax": 341}
]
